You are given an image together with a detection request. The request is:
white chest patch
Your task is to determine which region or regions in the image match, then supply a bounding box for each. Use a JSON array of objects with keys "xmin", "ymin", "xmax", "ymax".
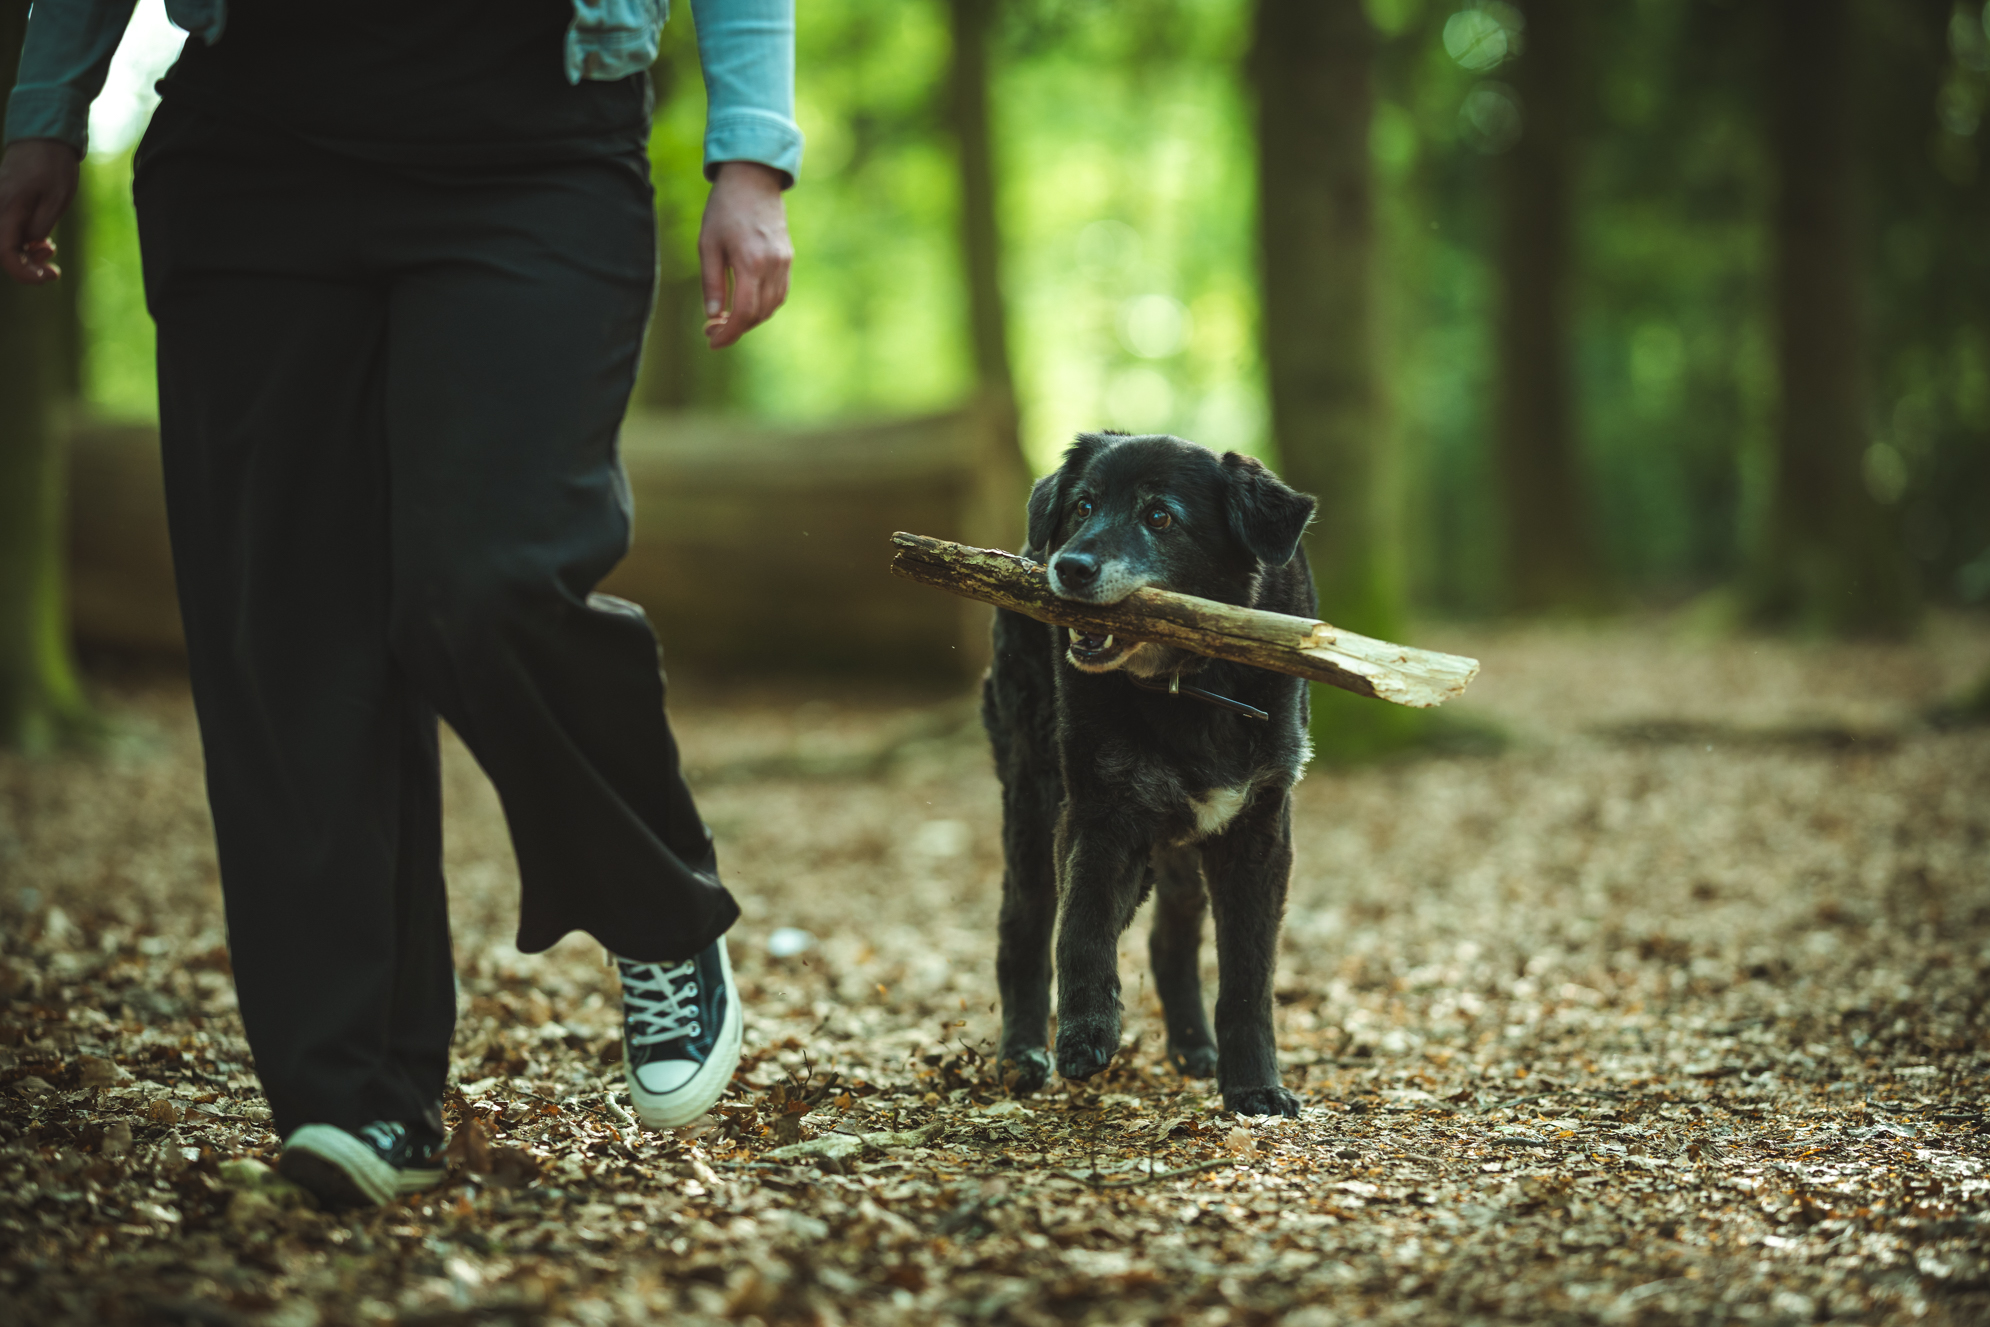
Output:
[{"xmin": 1187, "ymin": 784, "xmax": 1250, "ymax": 838}]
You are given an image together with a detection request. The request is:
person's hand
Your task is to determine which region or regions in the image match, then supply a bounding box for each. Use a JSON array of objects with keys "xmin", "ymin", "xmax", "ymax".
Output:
[
  {"xmin": 0, "ymin": 139, "xmax": 81, "ymax": 285},
  {"xmin": 698, "ymin": 160, "xmax": 791, "ymax": 349}
]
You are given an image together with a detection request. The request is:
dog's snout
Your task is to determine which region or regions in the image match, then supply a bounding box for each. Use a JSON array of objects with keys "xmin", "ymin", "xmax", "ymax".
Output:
[{"xmin": 1053, "ymin": 553, "xmax": 1100, "ymax": 588}]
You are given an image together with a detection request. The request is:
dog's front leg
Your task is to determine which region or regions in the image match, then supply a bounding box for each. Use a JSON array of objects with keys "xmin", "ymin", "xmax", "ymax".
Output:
[
  {"xmin": 1149, "ymin": 846, "xmax": 1219, "ymax": 1078},
  {"xmin": 1202, "ymin": 790, "xmax": 1301, "ymax": 1118},
  {"xmin": 995, "ymin": 774, "xmax": 1060, "ymax": 1093},
  {"xmin": 1053, "ymin": 811, "xmax": 1150, "ymax": 1081}
]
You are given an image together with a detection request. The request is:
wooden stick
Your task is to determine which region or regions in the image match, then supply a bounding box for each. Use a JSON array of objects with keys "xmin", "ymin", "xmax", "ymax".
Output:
[{"xmin": 889, "ymin": 532, "xmax": 1479, "ymax": 708}]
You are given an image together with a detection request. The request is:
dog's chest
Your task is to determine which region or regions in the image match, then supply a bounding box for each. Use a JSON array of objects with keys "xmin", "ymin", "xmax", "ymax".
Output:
[
  {"xmin": 1073, "ymin": 694, "xmax": 1276, "ymax": 841},
  {"xmin": 1185, "ymin": 783, "xmax": 1250, "ymax": 838}
]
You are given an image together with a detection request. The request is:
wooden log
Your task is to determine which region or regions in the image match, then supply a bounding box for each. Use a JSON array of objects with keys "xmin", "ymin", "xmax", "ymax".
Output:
[
  {"xmin": 601, "ymin": 406, "xmax": 1025, "ymax": 678},
  {"xmin": 67, "ymin": 420, "xmax": 183, "ymax": 653},
  {"xmin": 888, "ymin": 532, "xmax": 1479, "ymax": 708},
  {"xmin": 64, "ymin": 408, "xmax": 1028, "ymax": 677}
]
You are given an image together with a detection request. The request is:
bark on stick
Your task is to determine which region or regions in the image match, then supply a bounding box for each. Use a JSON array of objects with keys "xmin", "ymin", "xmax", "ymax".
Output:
[{"xmin": 889, "ymin": 532, "xmax": 1479, "ymax": 708}]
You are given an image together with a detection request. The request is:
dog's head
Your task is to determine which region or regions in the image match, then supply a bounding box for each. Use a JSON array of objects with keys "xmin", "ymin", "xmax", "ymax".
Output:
[{"xmin": 1025, "ymin": 432, "xmax": 1316, "ymax": 675}]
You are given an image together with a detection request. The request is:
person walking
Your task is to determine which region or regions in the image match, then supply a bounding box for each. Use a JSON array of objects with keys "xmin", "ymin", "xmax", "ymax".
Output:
[{"xmin": 0, "ymin": 0, "xmax": 799, "ymax": 1208}]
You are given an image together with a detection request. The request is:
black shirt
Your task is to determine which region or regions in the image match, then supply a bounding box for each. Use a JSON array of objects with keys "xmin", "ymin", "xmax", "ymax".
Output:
[{"xmin": 159, "ymin": 0, "xmax": 652, "ymax": 164}]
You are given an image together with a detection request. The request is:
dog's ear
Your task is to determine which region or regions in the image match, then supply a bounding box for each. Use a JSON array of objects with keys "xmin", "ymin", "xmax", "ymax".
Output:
[
  {"xmin": 1024, "ymin": 471, "xmax": 1063, "ymax": 557},
  {"xmin": 1222, "ymin": 452, "xmax": 1317, "ymax": 567}
]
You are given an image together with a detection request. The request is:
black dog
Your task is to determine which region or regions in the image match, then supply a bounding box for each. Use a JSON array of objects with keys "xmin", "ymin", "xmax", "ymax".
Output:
[{"xmin": 981, "ymin": 432, "xmax": 1317, "ymax": 1117}]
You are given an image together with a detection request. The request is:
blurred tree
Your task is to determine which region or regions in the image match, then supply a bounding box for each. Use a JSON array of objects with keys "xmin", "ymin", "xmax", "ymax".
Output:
[
  {"xmin": 1748, "ymin": 0, "xmax": 1918, "ymax": 634},
  {"xmin": 635, "ymin": 15, "xmax": 736, "ymax": 411},
  {"xmin": 1495, "ymin": 0, "xmax": 1604, "ymax": 611},
  {"xmin": 1252, "ymin": 0, "xmax": 1424, "ymax": 760},
  {"xmin": 79, "ymin": 150, "xmax": 157, "ymax": 418},
  {"xmin": 1863, "ymin": 0, "xmax": 1990, "ymax": 610},
  {"xmin": 0, "ymin": 0, "xmax": 91, "ymax": 748},
  {"xmin": 947, "ymin": 0, "xmax": 1023, "ymax": 465},
  {"xmin": 1383, "ymin": 0, "xmax": 1776, "ymax": 613},
  {"xmin": 994, "ymin": 0, "xmax": 1259, "ymax": 470},
  {"xmin": 1367, "ymin": 0, "xmax": 1504, "ymax": 616},
  {"xmin": 729, "ymin": 0, "xmax": 969, "ymax": 420},
  {"xmin": 52, "ymin": 193, "xmax": 82, "ymax": 397},
  {"xmin": 1572, "ymin": 0, "xmax": 1771, "ymax": 601}
]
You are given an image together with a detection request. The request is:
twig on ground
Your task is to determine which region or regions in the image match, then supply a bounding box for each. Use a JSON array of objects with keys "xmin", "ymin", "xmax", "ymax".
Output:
[
  {"xmin": 759, "ymin": 1121, "xmax": 945, "ymax": 1164},
  {"xmin": 1078, "ymin": 1158, "xmax": 1235, "ymax": 1189},
  {"xmin": 1477, "ymin": 1087, "xmax": 1627, "ymax": 1113}
]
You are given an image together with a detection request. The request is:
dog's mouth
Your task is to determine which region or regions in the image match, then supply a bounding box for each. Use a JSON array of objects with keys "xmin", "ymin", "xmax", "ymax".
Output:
[{"xmin": 1065, "ymin": 627, "xmax": 1133, "ymax": 671}]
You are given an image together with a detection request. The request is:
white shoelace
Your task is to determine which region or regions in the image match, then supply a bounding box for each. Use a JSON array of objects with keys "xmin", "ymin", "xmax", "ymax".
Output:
[{"xmin": 620, "ymin": 959, "xmax": 703, "ymax": 1048}]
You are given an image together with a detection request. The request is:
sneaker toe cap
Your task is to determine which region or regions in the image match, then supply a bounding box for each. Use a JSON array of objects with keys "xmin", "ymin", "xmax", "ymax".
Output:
[{"xmin": 631, "ymin": 1057, "xmax": 699, "ymax": 1094}]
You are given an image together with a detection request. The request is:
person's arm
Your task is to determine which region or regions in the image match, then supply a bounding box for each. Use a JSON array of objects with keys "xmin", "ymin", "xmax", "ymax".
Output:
[
  {"xmin": 4, "ymin": 0, "xmax": 142, "ymax": 155},
  {"xmin": 687, "ymin": 0, "xmax": 802, "ymax": 348},
  {"xmin": 0, "ymin": 0, "xmax": 140, "ymax": 284},
  {"xmin": 0, "ymin": 142, "xmax": 78, "ymax": 283},
  {"xmin": 687, "ymin": 0, "xmax": 802, "ymax": 187}
]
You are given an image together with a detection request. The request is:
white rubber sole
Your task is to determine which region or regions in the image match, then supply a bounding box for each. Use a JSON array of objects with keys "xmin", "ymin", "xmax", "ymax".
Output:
[
  {"xmin": 279, "ymin": 1124, "xmax": 444, "ymax": 1208},
  {"xmin": 625, "ymin": 940, "xmax": 744, "ymax": 1130}
]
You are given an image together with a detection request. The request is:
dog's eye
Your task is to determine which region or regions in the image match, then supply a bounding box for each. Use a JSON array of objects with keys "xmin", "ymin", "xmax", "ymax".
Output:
[
  {"xmin": 1075, "ymin": 499, "xmax": 1094, "ymax": 519},
  {"xmin": 1144, "ymin": 507, "xmax": 1173, "ymax": 531}
]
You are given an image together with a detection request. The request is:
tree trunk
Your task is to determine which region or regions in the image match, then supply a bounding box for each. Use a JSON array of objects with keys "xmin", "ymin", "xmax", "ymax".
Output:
[
  {"xmin": 634, "ymin": 30, "xmax": 735, "ymax": 411},
  {"xmin": 52, "ymin": 184, "xmax": 84, "ymax": 399},
  {"xmin": 946, "ymin": 0, "xmax": 1026, "ymax": 481},
  {"xmin": 634, "ymin": 209, "xmax": 710, "ymax": 410},
  {"xmin": 1495, "ymin": 0, "xmax": 1602, "ymax": 611},
  {"xmin": 1749, "ymin": 0, "xmax": 1915, "ymax": 634},
  {"xmin": 0, "ymin": 0, "xmax": 92, "ymax": 750},
  {"xmin": 947, "ymin": 0, "xmax": 1011, "ymax": 401},
  {"xmin": 63, "ymin": 412, "xmax": 1025, "ymax": 679},
  {"xmin": 1251, "ymin": 0, "xmax": 1424, "ymax": 758}
]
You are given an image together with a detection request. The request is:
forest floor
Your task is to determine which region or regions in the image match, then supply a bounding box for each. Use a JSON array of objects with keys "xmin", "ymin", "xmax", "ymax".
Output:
[{"xmin": 2, "ymin": 616, "xmax": 1989, "ymax": 1327}]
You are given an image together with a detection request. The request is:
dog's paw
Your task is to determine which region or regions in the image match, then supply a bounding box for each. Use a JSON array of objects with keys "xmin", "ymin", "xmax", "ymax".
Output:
[
  {"xmin": 999, "ymin": 1046, "xmax": 1051, "ymax": 1095},
  {"xmin": 1054, "ymin": 1021, "xmax": 1119, "ymax": 1081},
  {"xmin": 1224, "ymin": 1085, "xmax": 1301, "ymax": 1118},
  {"xmin": 1168, "ymin": 1043, "xmax": 1219, "ymax": 1079}
]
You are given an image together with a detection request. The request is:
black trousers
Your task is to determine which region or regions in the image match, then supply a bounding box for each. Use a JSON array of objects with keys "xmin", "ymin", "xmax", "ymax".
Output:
[{"xmin": 133, "ymin": 101, "xmax": 739, "ymax": 1139}]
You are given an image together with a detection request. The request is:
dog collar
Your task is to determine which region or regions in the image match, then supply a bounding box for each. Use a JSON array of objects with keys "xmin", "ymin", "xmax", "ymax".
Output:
[{"xmin": 1125, "ymin": 672, "xmax": 1270, "ymax": 721}]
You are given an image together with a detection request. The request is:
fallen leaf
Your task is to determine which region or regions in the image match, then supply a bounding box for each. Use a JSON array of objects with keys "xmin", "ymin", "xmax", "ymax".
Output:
[{"xmin": 75, "ymin": 1056, "xmax": 130, "ymax": 1088}]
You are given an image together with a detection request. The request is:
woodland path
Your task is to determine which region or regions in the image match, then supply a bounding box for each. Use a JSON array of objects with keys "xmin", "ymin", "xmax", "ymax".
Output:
[{"xmin": 2, "ymin": 618, "xmax": 1987, "ymax": 1326}]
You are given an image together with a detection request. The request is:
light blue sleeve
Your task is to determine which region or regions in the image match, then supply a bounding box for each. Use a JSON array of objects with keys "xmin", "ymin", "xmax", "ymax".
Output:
[
  {"xmin": 3, "ymin": 0, "xmax": 143, "ymax": 152},
  {"xmin": 687, "ymin": 0, "xmax": 803, "ymax": 186}
]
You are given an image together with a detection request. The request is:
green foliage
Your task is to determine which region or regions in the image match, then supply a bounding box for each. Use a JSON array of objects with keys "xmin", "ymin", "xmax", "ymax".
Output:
[
  {"xmin": 1372, "ymin": 3, "xmax": 1504, "ymax": 614},
  {"xmin": 719, "ymin": 0, "xmax": 975, "ymax": 422},
  {"xmin": 1575, "ymin": 0, "xmax": 1775, "ymax": 598},
  {"xmin": 1379, "ymin": 0, "xmax": 1988, "ymax": 616},
  {"xmin": 80, "ymin": 150, "xmax": 156, "ymax": 420},
  {"xmin": 1309, "ymin": 677, "xmax": 1505, "ymax": 766},
  {"xmin": 1371, "ymin": 0, "xmax": 1778, "ymax": 612},
  {"xmin": 702, "ymin": 0, "xmax": 1268, "ymax": 474},
  {"xmin": 1310, "ymin": 683, "xmax": 1426, "ymax": 766},
  {"xmin": 996, "ymin": 0, "xmax": 1264, "ymax": 472},
  {"xmin": 64, "ymin": 0, "xmax": 1990, "ymax": 626}
]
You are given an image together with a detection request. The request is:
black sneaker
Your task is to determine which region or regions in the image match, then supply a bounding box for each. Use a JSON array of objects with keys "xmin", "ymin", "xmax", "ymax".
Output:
[
  {"xmin": 617, "ymin": 936, "xmax": 742, "ymax": 1129},
  {"xmin": 278, "ymin": 1120, "xmax": 445, "ymax": 1208}
]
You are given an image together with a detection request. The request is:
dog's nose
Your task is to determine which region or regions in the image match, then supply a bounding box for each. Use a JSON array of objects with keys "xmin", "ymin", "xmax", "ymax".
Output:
[{"xmin": 1054, "ymin": 553, "xmax": 1099, "ymax": 588}]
